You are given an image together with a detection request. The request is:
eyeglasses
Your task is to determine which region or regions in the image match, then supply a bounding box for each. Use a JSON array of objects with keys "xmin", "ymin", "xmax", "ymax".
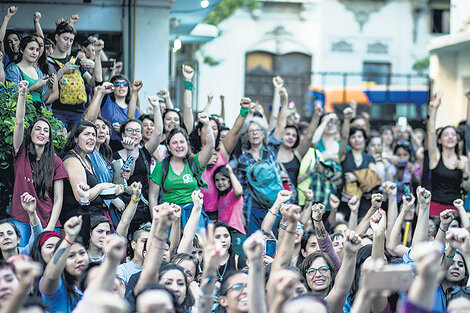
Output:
[
  {"xmin": 306, "ymin": 266, "xmax": 330, "ymax": 277},
  {"xmin": 125, "ymin": 128, "xmax": 142, "ymax": 134},
  {"xmin": 114, "ymin": 81, "xmax": 129, "ymax": 87},
  {"xmin": 227, "ymin": 283, "xmax": 248, "ymax": 293},
  {"xmin": 248, "ymin": 129, "xmax": 262, "ymax": 135}
]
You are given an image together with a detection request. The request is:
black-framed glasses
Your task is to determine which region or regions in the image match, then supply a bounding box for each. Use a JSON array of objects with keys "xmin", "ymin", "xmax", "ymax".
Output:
[
  {"xmin": 306, "ymin": 266, "xmax": 330, "ymax": 277},
  {"xmin": 227, "ymin": 283, "xmax": 247, "ymax": 293},
  {"xmin": 114, "ymin": 81, "xmax": 129, "ymax": 87},
  {"xmin": 125, "ymin": 128, "xmax": 141, "ymax": 134}
]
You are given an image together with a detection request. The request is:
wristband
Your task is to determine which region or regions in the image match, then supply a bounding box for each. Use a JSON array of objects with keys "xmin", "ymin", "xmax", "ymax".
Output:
[
  {"xmin": 268, "ymin": 209, "xmax": 278, "ymax": 217},
  {"xmin": 312, "ymin": 217, "xmax": 322, "ymax": 223},
  {"xmin": 445, "ymin": 252, "xmax": 456, "ymax": 258},
  {"xmin": 155, "ymin": 234, "xmax": 167, "ymax": 242},
  {"xmin": 240, "ymin": 107, "xmax": 249, "ymax": 117},
  {"xmin": 64, "ymin": 237, "xmax": 74, "ymax": 245},
  {"xmin": 131, "ymin": 195, "xmax": 140, "ymax": 203},
  {"xmin": 439, "ymin": 225, "xmax": 448, "ymax": 233},
  {"xmin": 183, "ymin": 80, "xmax": 194, "ymax": 90},
  {"xmin": 79, "ymin": 200, "xmax": 90, "ymax": 206}
]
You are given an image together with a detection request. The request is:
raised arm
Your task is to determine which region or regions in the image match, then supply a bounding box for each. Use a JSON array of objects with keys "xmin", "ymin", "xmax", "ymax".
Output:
[
  {"xmin": 0, "ymin": 52, "xmax": 4, "ymax": 83},
  {"xmin": 182, "ymin": 65, "xmax": 195, "ymax": 134},
  {"xmin": 435, "ymin": 209, "xmax": 454, "ymax": 247},
  {"xmin": 299, "ymin": 189, "xmax": 313, "ymax": 229},
  {"xmin": 32, "ymin": 12, "xmax": 44, "ymax": 38},
  {"xmin": 168, "ymin": 203, "xmax": 181, "ymax": 255},
  {"xmin": 348, "ymin": 196, "xmax": 360, "ymax": 230},
  {"xmin": 13, "ymin": 81, "xmax": 28, "ymax": 154},
  {"xmin": 327, "ymin": 229, "xmax": 361, "ymax": 313},
  {"xmin": 454, "ymin": 199, "xmax": 470, "ymax": 231},
  {"xmin": 219, "ymin": 98, "xmax": 250, "ymax": 160},
  {"xmin": 312, "ymin": 204, "xmax": 342, "ymax": 271},
  {"xmin": 273, "ymin": 87, "xmax": 288, "ymax": 141},
  {"xmin": 196, "ymin": 112, "xmax": 216, "ymax": 168},
  {"xmin": 157, "ymin": 89, "xmax": 174, "ymax": 110},
  {"xmin": 386, "ymin": 195, "xmax": 414, "ymax": 257},
  {"xmin": 261, "ymin": 190, "xmax": 292, "ymax": 235},
  {"xmin": 295, "ymin": 104, "xmax": 323, "ymax": 159},
  {"xmin": 177, "ymin": 191, "xmax": 203, "ymax": 254},
  {"xmin": 354, "ymin": 193, "xmax": 383, "ymax": 236},
  {"xmin": 40, "ymin": 216, "xmax": 82, "ymax": 296},
  {"xmin": 115, "ymin": 182, "xmax": 141, "ymax": 238},
  {"xmin": 339, "ymin": 107, "xmax": 353, "ymax": 162},
  {"xmin": 82, "ymin": 82, "xmax": 114, "ymax": 123},
  {"xmin": 409, "ymin": 187, "xmax": 431, "ymax": 259},
  {"xmin": 382, "ymin": 182, "xmax": 398, "ymax": 241},
  {"xmin": 91, "ymin": 39, "xmax": 104, "ymax": 84},
  {"xmin": 46, "ymin": 179, "xmax": 64, "ymax": 231},
  {"xmin": 370, "ymin": 209, "xmax": 386, "ymax": 261},
  {"xmin": 144, "ymin": 96, "xmax": 164, "ymax": 155},
  {"xmin": 0, "ymin": 6, "xmax": 17, "ymax": 53},
  {"xmin": 268, "ymin": 76, "xmax": 284, "ymax": 132},
  {"xmin": 244, "ymin": 232, "xmax": 267, "ymax": 313},
  {"xmin": 427, "ymin": 93, "xmax": 441, "ymax": 169},
  {"xmin": 328, "ymin": 194, "xmax": 340, "ymax": 227}
]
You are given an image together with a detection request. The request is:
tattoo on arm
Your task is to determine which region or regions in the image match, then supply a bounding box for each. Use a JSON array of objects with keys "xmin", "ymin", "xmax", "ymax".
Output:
[
  {"xmin": 53, "ymin": 248, "xmax": 66, "ymax": 264},
  {"xmin": 315, "ymin": 225, "xmax": 328, "ymax": 238}
]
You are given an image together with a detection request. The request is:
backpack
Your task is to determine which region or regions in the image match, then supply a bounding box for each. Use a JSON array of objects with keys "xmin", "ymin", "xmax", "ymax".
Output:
[
  {"xmin": 51, "ymin": 56, "xmax": 87, "ymax": 105},
  {"xmin": 159, "ymin": 156, "xmax": 204, "ymax": 204},
  {"xmin": 246, "ymin": 160, "xmax": 284, "ymax": 208}
]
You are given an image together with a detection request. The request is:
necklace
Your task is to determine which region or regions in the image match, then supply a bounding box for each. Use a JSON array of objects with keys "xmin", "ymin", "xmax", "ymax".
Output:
[
  {"xmin": 74, "ymin": 151, "xmax": 92, "ymax": 173},
  {"xmin": 217, "ymin": 259, "xmax": 229, "ymax": 281}
]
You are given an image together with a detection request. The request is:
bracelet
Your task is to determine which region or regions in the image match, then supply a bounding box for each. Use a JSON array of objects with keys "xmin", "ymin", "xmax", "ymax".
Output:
[
  {"xmin": 79, "ymin": 200, "xmax": 90, "ymax": 206},
  {"xmin": 285, "ymin": 229, "xmax": 296, "ymax": 235},
  {"xmin": 312, "ymin": 217, "xmax": 322, "ymax": 223},
  {"xmin": 439, "ymin": 225, "xmax": 448, "ymax": 233},
  {"xmin": 268, "ymin": 209, "xmax": 278, "ymax": 217},
  {"xmin": 154, "ymin": 234, "xmax": 167, "ymax": 242},
  {"xmin": 445, "ymin": 252, "xmax": 456, "ymax": 258},
  {"xmin": 64, "ymin": 237, "xmax": 74, "ymax": 245},
  {"xmin": 280, "ymin": 221, "xmax": 288, "ymax": 230},
  {"xmin": 201, "ymin": 275, "xmax": 216, "ymax": 286},
  {"xmin": 131, "ymin": 195, "xmax": 140, "ymax": 203},
  {"xmin": 183, "ymin": 80, "xmax": 194, "ymax": 90},
  {"xmin": 240, "ymin": 107, "xmax": 249, "ymax": 117},
  {"xmin": 151, "ymin": 238, "xmax": 166, "ymax": 249}
]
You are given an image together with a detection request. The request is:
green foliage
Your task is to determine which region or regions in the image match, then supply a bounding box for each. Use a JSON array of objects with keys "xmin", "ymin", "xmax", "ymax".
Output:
[
  {"xmin": 204, "ymin": 0, "xmax": 258, "ymax": 26},
  {"xmin": 412, "ymin": 55, "xmax": 430, "ymax": 72},
  {"xmin": 0, "ymin": 81, "xmax": 66, "ymax": 170}
]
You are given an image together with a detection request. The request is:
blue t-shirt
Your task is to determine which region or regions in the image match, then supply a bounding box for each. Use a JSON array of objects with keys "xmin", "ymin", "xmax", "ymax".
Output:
[
  {"xmin": 101, "ymin": 95, "xmax": 141, "ymax": 141},
  {"xmin": 40, "ymin": 277, "xmax": 82, "ymax": 313}
]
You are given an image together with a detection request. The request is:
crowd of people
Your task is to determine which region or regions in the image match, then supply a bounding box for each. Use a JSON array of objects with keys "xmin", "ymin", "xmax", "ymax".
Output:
[{"xmin": 1, "ymin": 5, "xmax": 470, "ymax": 313}]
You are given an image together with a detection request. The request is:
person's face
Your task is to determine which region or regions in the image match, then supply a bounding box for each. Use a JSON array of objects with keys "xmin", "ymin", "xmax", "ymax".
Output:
[
  {"xmin": 167, "ymin": 133, "xmax": 188, "ymax": 159},
  {"xmin": 214, "ymin": 227, "xmax": 231, "ymax": 253},
  {"xmin": 301, "ymin": 235, "xmax": 319, "ymax": 257},
  {"xmin": 381, "ymin": 129, "xmax": 394, "ymax": 146},
  {"xmin": 132, "ymin": 231, "xmax": 149, "ymax": 260},
  {"xmin": 0, "ymin": 224, "xmax": 19, "ymax": 252},
  {"xmin": 247, "ymin": 122, "xmax": 265, "ymax": 146},
  {"xmin": 200, "ymin": 120, "xmax": 219, "ymax": 146},
  {"xmin": 137, "ymin": 289, "xmax": 175, "ymax": 313},
  {"xmin": 219, "ymin": 273, "xmax": 249, "ymax": 313},
  {"xmin": 446, "ymin": 254, "xmax": 466, "ymax": 283},
  {"xmin": 85, "ymin": 43, "xmax": 96, "ymax": 60},
  {"xmin": 219, "ymin": 130, "xmax": 229, "ymax": 143},
  {"xmin": 397, "ymin": 130, "xmax": 410, "ymax": 142},
  {"xmin": 325, "ymin": 114, "xmax": 338, "ymax": 135},
  {"xmin": 41, "ymin": 236, "xmax": 61, "ymax": 264},
  {"xmin": 282, "ymin": 128, "xmax": 298, "ymax": 149},
  {"xmin": 159, "ymin": 270, "xmax": 187, "ymax": 305},
  {"xmin": 124, "ymin": 121, "xmax": 142, "ymax": 145},
  {"xmin": 55, "ymin": 32, "xmax": 75, "ymax": 53},
  {"xmin": 34, "ymin": 36, "xmax": 45, "ymax": 57},
  {"xmin": 95, "ymin": 120, "xmax": 108, "ymax": 145},
  {"xmin": 31, "ymin": 120, "xmax": 50, "ymax": 147},
  {"xmin": 438, "ymin": 127, "xmax": 457, "ymax": 149},
  {"xmin": 0, "ymin": 268, "xmax": 18, "ymax": 306},
  {"xmin": 333, "ymin": 224, "xmax": 348, "ymax": 235},
  {"xmin": 45, "ymin": 42, "xmax": 54, "ymax": 56},
  {"xmin": 163, "ymin": 243, "xmax": 170, "ymax": 262},
  {"xmin": 395, "ymin": 147, "xmax": 410, "ymax": 162},
  {"xmin": 77, "ymin": 126, "xmax": 96, "ymax": 154},
  {"xmin": 177, "ymin": 259, "xmax": 196, "ymax": 284},
  {"xmin": 281, "ymin": 297, "xmax": 328, "ymax": 313},
  {"xmin": 90, "ymin": 222, "xmax": 110, "ymax": 250},
  {"xmin": 295, "ymin": 223, "xmax": 304, "ymax": 245},
  {"xmin": 351, "ymin": 118, "xmax": 366, "ymax": 131},
  {"xmin": 191, "ymin": 246, "xmax": 203, "ymax": 265},
  {"xmin": 332, "ymin": 236, "xmax": 344, "ymax": 260},
  {"xmin": 142, "ymin": 118, "xmax": 154, "ymax": 142},
  {"xmin": 305, "ymin": 257, "xmax": 331, "ymax": 292},
  {"xmin": 414, "ymin": 130, "xmax": 425, "ymax": 147},
  {"xmin": 22, "ymin": 41, "xmax": 40, "ymax": 64},
  {"xmin": 428, "ymin": 220, "xmax": 437, "ymax": 239},
  {"xmin": 65, "ymin": 243, "xmax": 89, "ymax": 277},
  {"xmin": 214, "ymin": 173, "xmax": 230, "ymax": 192},
  {"xmin": 349, "ymin": 130, "xmax": 365, "ymax": 151},
  {"xmin": 7, "ymin": 34, "xmax": 20, "ymax": 53},
  {"xmin": 164, "ymin": 111, "xmax": 180, "ymax": 133},
  {"xmin": 367, "ymin": 137, "xmax": 382, "ymax": 155},
  {"xmin": 447, "ymin": 297, "xmax": 470, "ymax": 313},
  {"xmin": 113, "ymin": 80, "xmax": 129, "ymax": 98}
]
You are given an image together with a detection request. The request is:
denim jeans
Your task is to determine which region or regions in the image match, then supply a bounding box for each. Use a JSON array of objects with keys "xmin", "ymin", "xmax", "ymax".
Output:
[
  {"xmin": 180, "ymin": 203, "xmax": 209, "ymax": 234},
  {"xmin": 10, "ymin": 218, "xmax": 60, "ymax": 247}
]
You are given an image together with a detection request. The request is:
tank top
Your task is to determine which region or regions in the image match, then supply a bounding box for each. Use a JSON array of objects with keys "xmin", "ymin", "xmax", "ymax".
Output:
[
  {"xmin": 282, "ymin": 155, "xmax": 300, "ymax": 186},
  {"xmin": 17, "ymin": 65, "xmax": 42, "ymax": 103},
  {"xmin": 431, "ymin": 157, "xmax": 462, "ymax": 205}
]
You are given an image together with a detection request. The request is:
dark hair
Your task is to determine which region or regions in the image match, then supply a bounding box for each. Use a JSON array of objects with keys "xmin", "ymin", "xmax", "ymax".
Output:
[
  {"xmin": 159, "ymin": 264, "xmax": 195, "ymax": 313},
  {"xmin": 162, "ymin": 109, "xmax": 183, "ymax": 133},
  {"xmin": 16, "ymin": 35, "xmax": 40, "ymax": 65},
  {"xmin": 109, "ymin": 74, "xmax": 131, "ymax": 103},
  {"xmin": 299, "ymin": 252, "xmax": 337, "ymax": 293},
  {"xmin": 32, "ymin": 34, "xmax": 52, "ymax": 76},
  {"xmin": 0, "ymin": 259, "xmax": 17, "ymax": 275},
  {"xmin": 139, "ymin": 114, "xmax": 154, "ymax": 124},
  {"xmin": 22, "ymin": 296, "xmax": 48, "ymax": 311},
  {"xmin": 394, "ymin": 141, "xmax": 414, "ymax": 163},
  {"xmin": 170, "ymin": 253, "xmax": 200, "ymax": 281},
  {"xmin": 445, "ymin": 250, "xmax": 469, "ymax": 287},
  {"xmin": 213, "ymin": 166, "xmax": 232, "ymax": 198},
  {"xmin": 61, "ymin": 120, "xmax": 97, "ymax": 157},
  {"xmin": 25, "ymin": 118, "xmax": 56, "ymax": 200},
  {"xmin": 30, "ymin": 231, "xmax": 60, "ymax": 268},
  {"xmin": 95, "ymin": 117, "xmax": 113, "ymax": 163},
  {"xmin": 219, "ymin": 270, "xmax": 246, "ymax": 296},
  {"xmin": 55, "ymin": 22, "xmax": 77, "ymax": 36},
  {"xmin": 165, "ymin": 127, "xmax": 190, "ymax": 159},
  {"xmin": 348, "ymin": 126, "xmax": 368, "ymax": 147},
  {"xmin": 119, "ymin": 118, "xmax": 143, "ymax": 138},
  {"xmin": 136, "ymin": 283, "xmax": 177, "ymax": 310},
  {"xmin": 285, "ymin": 125, "xmax": 300, "ymax": 149},
  {"xmin": 436, "ymin": 126, "xmax": 460, "ymax": 157},
  {"xmin": 298, "ymin": 229, "xmax": 316, "ymax": 267},
  {"xmin": 330, "ymin": 221, "xmax": 347, "ymax": 234},
  {"xmin": 189, "ymin": 116, "xmax": 220, "ymax": 153},
  {"xmin": 4, "ymin": 30, "xmax": 22, "ymax": 63}
]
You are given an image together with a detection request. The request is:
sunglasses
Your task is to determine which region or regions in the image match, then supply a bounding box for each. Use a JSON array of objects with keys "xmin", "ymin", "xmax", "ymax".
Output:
[
  {"xmin": 306, "ymin": 265, "xmax": 330, "ymax": 277},
  {"xmin": 114, "ymin": 81, "xmax": 129, "ymax": 87}
]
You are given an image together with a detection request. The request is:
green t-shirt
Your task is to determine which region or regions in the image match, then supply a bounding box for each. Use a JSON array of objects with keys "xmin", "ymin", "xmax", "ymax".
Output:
[{"xmin": 150, "ymin": 153, "xmax": 206, "ymax": 205}]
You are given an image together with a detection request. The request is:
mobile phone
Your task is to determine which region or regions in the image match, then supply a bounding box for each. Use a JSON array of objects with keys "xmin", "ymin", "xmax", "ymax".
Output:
[
  {"xmin": 362, "ymin": 265, "xmax": 413, "ymax": 292},
  {"xmin": 404, "ymin": 182, "xmax": 412, "ymax": 201},
  {"xmin": 397, "ymin": 159, "xmax": 408, "ymax": 168},
  {"xmin": 374, "ymin": 146, "xmax": 382, "ymax": 156},
  {"xmin": 265, "ymin": 239, "xmax": 277, "ymax": 258},
  {"xmin": 101, "ymin": 61, "xmax": 114, "ymax": 68},
  {"xmin": 121, "ymin": 155, "xmax": 136, "ymax": 171},
  {"xmin": 398, "ymin": 117, "xmax": 407, "ymax": 132}
]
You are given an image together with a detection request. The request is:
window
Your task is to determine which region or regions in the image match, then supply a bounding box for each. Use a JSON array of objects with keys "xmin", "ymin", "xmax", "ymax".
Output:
[
  {"xmin": 431, "ymin": 8, "xmax": 450, "ymax": 33},
  {"xmin": 362, "ymin": 62, "xmax": 391, "ymax": 85}
]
